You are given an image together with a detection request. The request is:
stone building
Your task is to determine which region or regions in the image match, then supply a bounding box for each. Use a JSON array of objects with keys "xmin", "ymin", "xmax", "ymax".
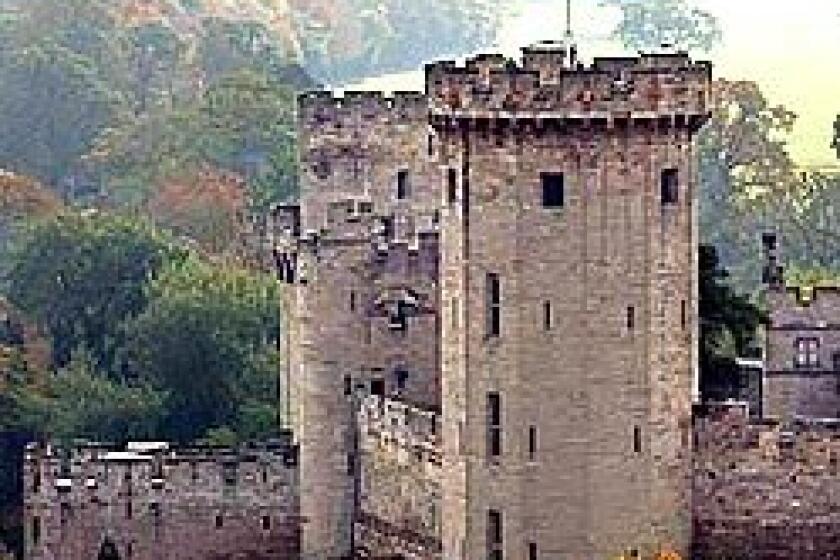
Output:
[
  {"xmin": 23, "ymin": 438, "xmax": 300, "ymax": 560},
  {"xmin": 275, "ymin": 39, "xmax": 712, "ymax": 559},
  {"xmin": 693, "ymin": 402, "xmax": 840, "ymax": 559},
  {"xmin": 762, "ymin": 233, "xmax": 840, "ymax": 419}
]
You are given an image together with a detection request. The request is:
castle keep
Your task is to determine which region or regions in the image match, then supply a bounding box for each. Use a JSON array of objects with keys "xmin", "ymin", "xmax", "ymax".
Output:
[{"xmin": 274, "ymin": 40, "xmax": 712, "ymax": 559}]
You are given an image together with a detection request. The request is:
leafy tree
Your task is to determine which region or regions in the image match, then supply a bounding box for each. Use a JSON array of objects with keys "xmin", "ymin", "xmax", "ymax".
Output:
[
  {"xmin": 120, "ymin": 257, "xmax": 281, "ymax": 442},
  {"xmin": 600, "ymin": 0, "xmax": 722, "ymax": 52},
  {"xmin": 8, "ymin": 350, "xmax": 167, "ymax": 444},
  {"xmin": 698, "ymin": 80, "xmax": 802, "ymax": 294},
  {"xmin": 833, "ymin": 114, "xmax": 839, "ymax": 159},
  {"xmin": 3, "ymin": 212, "xmax": 186, "ymax": 371},
  {"xmin": 698, "ymin": 245, "xmax": 765, "ymax": 401},
  {"xmin": 146, "ymin": 167, "xmax": 248, "ymax": 255},
  {"xmin": 93, "ymin": 68, "xmax": 298, "ymax": 210},
  {"xmin": 0, "ymin": 0, "xmax": 131, "ymax": 191}
]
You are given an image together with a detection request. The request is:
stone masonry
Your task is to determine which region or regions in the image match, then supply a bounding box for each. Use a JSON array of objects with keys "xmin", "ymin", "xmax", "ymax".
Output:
[
  {"xmin": 762, "ymin": 234, "xmax": 840, "ymax": 420},
  {"xmin": 275, "ymin": 40, "xmax": 712, "ymax": 560},
  {"xmin": 693, "ymin": 402, "xmax": 840, "ymax": 559},
  {"xmin": 23, "ymin": 438, "xmax": 300, "ymax": 560}
]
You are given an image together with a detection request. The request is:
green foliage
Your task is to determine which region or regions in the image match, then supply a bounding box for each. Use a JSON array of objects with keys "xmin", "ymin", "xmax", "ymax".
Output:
[
  {"xmin": 8, "ymin": 350, "xmax": 167, "ymax": 444},
  {"xmin": 785, "ymin": 264, "xmax": 840, "ymax": 288},
  {"xmin": 698, "ymin": 80, "xmax": 801, "ymax": 295},
  {"xmin": 833, "ymin": 115, "xmax": 839, "ymax": 159},
  {"xmin": 600, "ymin": 0, "xmax": 722, "ymax": 52},
  {"xmin": 3, "ymin": 212, "xmax": 186, "ymax": 370},
  {"xmin": 95, "ymin": 68, "xmax": 298, "ymax": 210},
  {"xmin": 120, "ymin": 257, "xmax": 280, "ymax": 442},
  {"xmin": 699, "ymin": 245, "xmax": 766, "ymax": 400}
]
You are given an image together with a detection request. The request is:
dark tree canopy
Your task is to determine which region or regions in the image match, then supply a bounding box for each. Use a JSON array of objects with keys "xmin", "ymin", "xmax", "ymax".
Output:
[{"xmin": 698, "ymin": 244, "xmax": 766, "ymax": 401}]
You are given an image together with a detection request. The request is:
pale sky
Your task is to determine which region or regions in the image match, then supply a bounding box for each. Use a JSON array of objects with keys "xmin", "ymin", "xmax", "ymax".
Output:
[{"xmin": 352, "ymin": 0, "xmax": 840, "ymax": 168}]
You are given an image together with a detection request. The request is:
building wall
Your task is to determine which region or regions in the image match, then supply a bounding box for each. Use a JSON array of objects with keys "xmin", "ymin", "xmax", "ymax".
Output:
[
  {"xmin": 290, "ymin": 91, "xmax": 442, "ymax": 559},
  {"xmin": 765, "ymin": 287, "xmax": 840, "ymax": 419},
  {"xmin": 433, "ymin": 50, "xmax": 709, "ymax": 560},
  {"xmin": 23, "ymin": 441, "xmax": 299, "ymax": 560},
  {"xmin": 354, "ymin": 396, "xmax": 441, "ymax": 559},
  {"xmin": 693, "ymin": 403, "xmax": 840, "ymax": 559}
]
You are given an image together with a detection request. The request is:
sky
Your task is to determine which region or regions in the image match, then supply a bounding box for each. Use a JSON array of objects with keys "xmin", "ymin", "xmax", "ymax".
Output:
[{"xmin": 352, "ymin": 0, "xmax": 840, "ymax": 168}]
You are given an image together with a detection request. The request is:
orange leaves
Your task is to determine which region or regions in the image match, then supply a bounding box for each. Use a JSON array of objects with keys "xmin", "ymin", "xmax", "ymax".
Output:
[
  {"xmin": 146, "ymin": 166, "xmax": 247, "ymax": 255},
  {"xmin": 0, "ymin": 170, "xmax": 62, "ymax": 221}
]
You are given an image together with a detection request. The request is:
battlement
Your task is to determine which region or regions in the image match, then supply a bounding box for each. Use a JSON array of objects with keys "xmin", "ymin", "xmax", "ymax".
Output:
[
  {"xmin": 358, "ymin": 395, "xmax": 441, "ymax": 465},
  {"xmin": 426, "ymin": 44, "xmax": 712, "ymax": 124},
  {"xmin": 298, "ymin": 90, "xmax": 428, "ymax": 125}
]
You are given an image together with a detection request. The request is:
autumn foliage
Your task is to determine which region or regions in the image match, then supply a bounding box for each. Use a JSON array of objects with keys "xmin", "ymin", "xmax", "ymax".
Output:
[{"xmin": 146, "ymin": 166, "xmax": 247, "ymax": 255}]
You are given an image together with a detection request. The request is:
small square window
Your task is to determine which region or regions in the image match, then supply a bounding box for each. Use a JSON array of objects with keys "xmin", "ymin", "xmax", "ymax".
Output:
[
  {"xmin": 661, "ymin": 168, "xmax": 679, "ymax": 205},
  {"xmin": 541, "ymin": 173, "xmax": 564, "ymax": 208}
]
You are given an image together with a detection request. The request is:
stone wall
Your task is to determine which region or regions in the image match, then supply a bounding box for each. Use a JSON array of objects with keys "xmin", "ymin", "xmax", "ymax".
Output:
[
  {"xmin": 23, "ymin": 439, "xmax": 300, "ymax": 560},
  {"xmin": 354, "ymin": 396, "xmax": 441, "ymax": 560},
  {"xmin": 693, "ymin": 402, "xmax": 840, "ymax": 559},
  {"xmin": 765, "ymin": 286, "xmax": 840, "ymax": 419}
]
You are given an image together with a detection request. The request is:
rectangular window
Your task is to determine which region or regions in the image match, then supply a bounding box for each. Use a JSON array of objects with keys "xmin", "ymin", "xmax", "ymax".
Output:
[
  {"xmin": 486, "ymin": 273, "xmax": 501, "ymax": 338},
  {"xmin": 448, "ymin": 168, "xmax": 458, "ymax": 205},
  {"xmin": 529, "ymin": 542, "xmax": 538, "ymax": 560},
  {"xmin": 488, "ymin": 392, "xmax": 502, "ymax": 458},
  {"xmin": 681, "ymin": 300, "xmax": 686, "ymax": 330},
  {"xmin": 661, "ymin": 168, "xmax": 679, "ymax": 205},
  {"xmin": 452, "ymin": 297, "xmax": 459, "ymax": 330},
  {"xmin": 541, "ymin": 172, "xmax": 564, "ymax": 208},
  {"xmin": 215, "ymin": 515, "xmax": 223, "ymax": 529},
  {"xmin": 397, "ymin": 170, "xmax": 409, "ymax": 200},
  {"xmin": 488, "ymin": 509, "xmax": 503, "ymax": 560},
  {"xmin": 528, "ymin": 425, "xmax": 537, "ymax": 461},
  {"xmin": 344, "ymin": 375, "xmax": 352, "ymax": 396},
  {"xmin": 126, "ymin": 501, "xmax": 132, "ymax": 519},
  {"xmin": 32, "ymin": 516, "xmax": 40, "ymax": 546},
  {"xmin": 350, "ymin": 290, "xmax": 356, "ymax": 312},
  {"xmin": 543, "ymin": 301, "xmax": 552, "ymax": 331},
  {"xmin": 627, "ymin": 306, "xmax": 635, "ymax": 330},
  {"xmin": 428, "ymin": 134, "xmax": 434, "ymax": 157},
  {"xmin": 795, "ymin": 337, "xmax": 820, "ymax": 368},
  {"xmin": 262, "ymin": 515, "xmax": 271, "ymax": 530},
  {"xmin": 633, "ymin": 425, "xmax": 642, "ymax": 453},
  {"xmin": 371, "ymin": 378, "xmax": 385, "ymax": 396}
]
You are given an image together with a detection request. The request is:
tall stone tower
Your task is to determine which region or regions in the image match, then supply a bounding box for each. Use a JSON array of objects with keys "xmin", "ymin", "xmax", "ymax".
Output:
[
  {"xmin": 281, "ymin": 91, "xmax": 443, "ymax": 559},
  {"xmin": 280, "ymin": 40, "xmax": 711, "ymax": 560},
  {"xmin": 431, "ymin": 44, "xmax": 710, "ymax": 559}
]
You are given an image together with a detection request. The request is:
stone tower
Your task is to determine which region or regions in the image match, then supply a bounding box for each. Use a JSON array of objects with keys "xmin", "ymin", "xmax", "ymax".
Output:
[
  {"xmin": 281, "ymin": 91, "xmax": 443, "ymax": 559},
  {"xmin": 280, "ymin": 41, "xmax": 711, "ymax": 560},
  {"xmin": 430, "ymin": 45, "xmax": 710, "ymax": 559}
]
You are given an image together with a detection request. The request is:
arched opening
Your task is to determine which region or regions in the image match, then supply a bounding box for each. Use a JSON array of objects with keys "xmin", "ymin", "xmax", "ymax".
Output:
[{"xmin": 96, "ymin": 538, "xmax": 121, "ymax": 560}]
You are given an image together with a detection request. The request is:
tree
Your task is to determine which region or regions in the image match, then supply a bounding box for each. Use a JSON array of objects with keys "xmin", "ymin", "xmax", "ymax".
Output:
[
  {"xmin": 600, "ymin": 0, "xmax": 722, "ymax": 52},
  {"xmin": 0, "ymin": 0, "xmax": 131, "ymax": 191},
  {"xmin": 3, "ymin": 212, "xmax": 185, "ymax": 371},
  {"xmin": 92, "ymin": 68, "xmax": 298, "ymax": 211},
  {"xmin": 120, "ymin": 257, "xmax": 281, "ymax": 442},
  {"xmin": 698, "ymin": 245, "xmax": 765, "ymax": 401},
  {"xmin": 833, "ymin": 114, "xmax": 839, "ymax": 159},
  {"xmin": 8, "ymin": 350, "xmax": 167, "ymax": 444},
  {"xmin": 698, "ymin": 79, "xmax": 802, "ymax": 294},
  {"xmin": 146, "ymin": 167, "xmax": 248, "ymax": 255}
]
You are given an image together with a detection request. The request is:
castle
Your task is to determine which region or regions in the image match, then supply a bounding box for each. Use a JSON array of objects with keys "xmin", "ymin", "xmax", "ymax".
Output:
[
  {"xmin": 23, "ymin": 438, "xmax": 300, "ymax": 560},
  {"xmin": 273, "ymin": 40, "xmax": 712, "ymax": 559},
  {"xmin": 21, "ymin": 39, "xmax": 840, "ymax": 560}
]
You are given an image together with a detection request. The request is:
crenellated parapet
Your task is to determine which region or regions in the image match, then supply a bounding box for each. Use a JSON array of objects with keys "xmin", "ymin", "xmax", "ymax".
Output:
[
  {"xmin": 426, "ymin": 44, "xmax": 711, "ymax": 127},
  {"xmin": 298, "ymin": 90, "xmax": 428, "ymax": 132}
]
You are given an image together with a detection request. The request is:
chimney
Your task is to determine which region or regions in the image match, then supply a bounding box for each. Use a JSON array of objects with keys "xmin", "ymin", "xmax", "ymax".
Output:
[{"xmin": 761, "ymin": 232, "xmax": 784, "ymax": 290}]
